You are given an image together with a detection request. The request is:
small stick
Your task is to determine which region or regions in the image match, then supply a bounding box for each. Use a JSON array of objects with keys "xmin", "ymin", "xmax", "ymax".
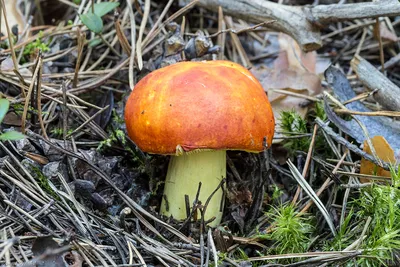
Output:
[
  {"xmin": 342, "ymin": 89, "xmax": 379, "ymax": 105},
  {"xmin": 142, "ymin": 0, "xmax": 174, "ymax": 46},
  {"xmin": 300, "ymin": 150, "xmax": 349, "ymax": 214},
  {"xmin": 333, "ymin": 109, "xmax": 400, "ymax": 117},
  {"xmin": 224, "ymin": 16, "xmax": 251, "ymax": 68},
  {"xmin": 0, "ymin": 0, "xmax": 26, "ymax": 96},
  {"xmin": 208, "ymin": 228, "xmax": 218, "ymax": 267},
  {"xmin": 61, "ymin": 81, "xmax": 69, "ymax": 142},
  {"xmin": 375, "ymin": 18, "xmax": 385, "ymax": 73},
  {"xmin": 217, "ymin": 6, "xmax": 226, "ymax": 60},
  {"xmin": 127, "ymin": 0, "xmax": 136, "ymax": 89},
  {"xmin": 136, "ymin": 0, "xmax": 150, "ymax": 70},
  {"xmin": 65, "ymin": 105, "xmax": 110, "ymax": 138},
  {"xmin": 178, "ymin": 182, "xmax": 202, "ymax": 232},
  {"xmin": 21, "ymin": 53, "xmax": 42, "ymax": 133},
  {"xmin": 73, "ymin": 29, "xmax": 86, "ymax": 88},
  {"xmin": 185, "ymin": 20, "xmax": 275, "ymax": 39},
  {"xmin": 35, "ymin": 52, "xmax": 48, "ymax": 140},
  {"xmin": 141, "ymin": 0, "xmax": 199, "ymax": 49},
  {"xmin": 316, "ymin": 118, "xmax": 394, "ymax": 172},
  {"xmin": 99, "ymin": 33, "xmax": 121, "ymax": 57},
  {"xmin": 292, "ymin": 124, "xmax": 319, "ymax": 205}
]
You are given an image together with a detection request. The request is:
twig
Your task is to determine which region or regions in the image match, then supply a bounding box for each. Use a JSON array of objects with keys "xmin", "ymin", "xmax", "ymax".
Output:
[
  {"xmin": 300, "ymin": 150, "xmax": 348, "ymax": 214},
  {"xmin": 375, "ymin": 18, "xmax": 385, "ymax": 73},
  {"xmin": 208, "ymin": 229, "xmax": 218, "ymax": 267},
  {"xmin": 21, "ymin": 53, "xmax": 42, "ymax": 133},
  {"xmin": 136, "ymin": 0, "xmax": 150, "ymax": 70},
  {"xmin": 127, "ymin": 0, "xmax": 136, "ymax": 89},
  {"xmin": 205, "ymin": 20, "xmax": 275, "ymax": 38},
  {"xmin": 333, "ymin": 109, "xmax": 400, "ymax": 117},
  {"xmin": 142, "ymin": 0, "xmax": 199, "ymax": 49},
  {"xmin": 61, "ymin": 81, "xmax": 69, "ymax": 141},
  {"xmin": 0, "ymin": 0, "xmax": 26, "ymax": 96},
  {"xmin": 292, "ymin": 124, "xmax": 319, "ymax": 205},
  {"xmin": 142, "ymin": 0, "xmax": 174, "ymax": 47},
  {"xmin": 35, "ymin": 52, "xmax": 48, "ymax": 140},
  {"xmin": 315, "ymin": 118, "xmax": 394, "ymax": 172},
  {"xmin": 73, "ymin": 29, "xmax": 86, "ymax": 88},
  {"xmin": 217, "ymin": 6, "xmax": 226, "ymax": 60},
  {"xmin": 66, "ymin": 105, "xmax": 110, "ymax": 138},
  {"xmin": 187, "ymin": 0, "xmax": 400, "ymax": 52},
  {"xmin": 351, "ymin": 55, "xmax": 400, "ymax": 111},
  {"xmin": 224, "ymin": 16, "xmax": 251, "ymax": 67}
]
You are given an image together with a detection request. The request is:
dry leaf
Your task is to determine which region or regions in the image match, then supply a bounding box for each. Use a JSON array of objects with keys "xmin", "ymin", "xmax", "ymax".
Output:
[
  {"xmin": 360, "ymin": 136, "xmax": 395, "ymax": 182},
  {"xmin": 373, "ymin": 22, "xmax": 398, "ymax": 43},
  {"xmin": 1, "ymin": 57, "xmax": 33, "ymax": 76},
  {"xmin": 324, "ymin": 66, "xmax": 400, "ymax": 161},
  {"xmin": 273, "ymin": 33, "xmax": 317, "ymax": 72},
  {"xmin": 251, "ymin": 33, "xmax": 322, "ymax": 143}
]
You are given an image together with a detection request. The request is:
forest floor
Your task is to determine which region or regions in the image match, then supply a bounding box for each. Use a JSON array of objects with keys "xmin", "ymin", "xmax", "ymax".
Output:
[{"xmin": 1, "ymin": 0, "xmax": 400, "ymax": 266}]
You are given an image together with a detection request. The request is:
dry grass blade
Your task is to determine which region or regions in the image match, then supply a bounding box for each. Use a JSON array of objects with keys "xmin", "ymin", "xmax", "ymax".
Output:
[
  {"xmin": 136, "ymin": 0, "xmax": 150, "ymax": 70},
  {"xmin": 333, "ymin": 109, "xmax": 400, "ymax": 117},
  {"xmin": 21, "ymin": 53, "xmax": 42, "ymax": 133},
  {"xmin": 73, "ymin": 29, "xmax": 86, "ymax": 88},
  {"xmin": 127, "ymin": 0, "xmax": 136, "ymax": 89},
  {"xmin": 287, "ymin": 159, "xmax": 337, "ymax": 236},
  {"xmin": 3, "ymin": 1, "xmax": 400, "ymax": 266},
  {"xmin": 115, "ymin": 18, "xmax": 131, "ymax": 56}
]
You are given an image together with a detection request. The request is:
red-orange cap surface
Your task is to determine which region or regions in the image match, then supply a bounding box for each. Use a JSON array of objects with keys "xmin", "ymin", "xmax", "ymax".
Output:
[{"xmin": 124, "ymin": 60, "xmax": 275, "ymax": 155}]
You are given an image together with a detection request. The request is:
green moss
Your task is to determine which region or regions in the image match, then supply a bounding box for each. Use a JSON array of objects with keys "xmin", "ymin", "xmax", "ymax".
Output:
[
  {"xmin": 31, "ymin": 165, "xmax": 59, "ymax": 200},
  {"xmin": 254, "ymin": 204, "xmax": 314, "ymax": 264},
  {"xmin": 324, "ymin": 172, "xmax": 400, "ymax": 266},
  {"xmin": 50, "ymin": 128, "xmax": 74, "ymax": 137},
  {"xmin": 97, "ymin": 129, "xmax": 126, "ymax": 151},
  {"xmin": 280, "ymin": 110, "xmax": 310, "ymax": 152}
]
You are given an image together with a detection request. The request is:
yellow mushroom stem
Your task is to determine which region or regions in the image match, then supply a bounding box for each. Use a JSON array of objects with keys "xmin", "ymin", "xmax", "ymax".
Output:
[{"xmin": 160, "ymin": 150, "xmax": 226, "ymax": 226}]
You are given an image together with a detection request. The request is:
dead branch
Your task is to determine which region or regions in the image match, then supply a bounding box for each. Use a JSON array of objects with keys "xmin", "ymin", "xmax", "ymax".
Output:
[
  {"xmin": 351, "ymin": 55, "xmax": 400, "ymax": 111},
  {"xmin": 183, "ymin": 0, "xmax": 400, "ymax": 52}
]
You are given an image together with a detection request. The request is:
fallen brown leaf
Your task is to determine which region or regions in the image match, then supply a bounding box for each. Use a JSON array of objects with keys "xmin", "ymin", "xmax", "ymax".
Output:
[
  {"xmin": 251, "ymin": 33, "xmax": 322, "ymax": 143},
  {"xmin": 374, "ymin": 22, "xmax": 398, "ymax": 43}
]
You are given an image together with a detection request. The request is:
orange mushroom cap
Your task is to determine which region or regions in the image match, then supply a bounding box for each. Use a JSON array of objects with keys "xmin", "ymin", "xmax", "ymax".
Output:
[{"xmin": 124, "ymin": 60, "xmax": 275, "ymax": 155}]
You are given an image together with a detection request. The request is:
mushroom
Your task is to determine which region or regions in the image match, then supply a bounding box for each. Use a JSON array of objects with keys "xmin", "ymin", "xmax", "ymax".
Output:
[{"xmin": 124, "ymin": 60, "xmax": 275, "ymax": 226}]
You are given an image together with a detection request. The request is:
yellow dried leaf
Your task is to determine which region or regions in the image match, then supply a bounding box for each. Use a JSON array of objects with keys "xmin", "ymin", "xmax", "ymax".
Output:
[{"xmin": 360, "ymin": 136, "xmax": 395, "ymax": 182}]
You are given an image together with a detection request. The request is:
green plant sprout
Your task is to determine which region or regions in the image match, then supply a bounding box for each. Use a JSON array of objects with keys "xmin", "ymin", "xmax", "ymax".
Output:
[
  {"xmin": 0, "ymin": 99, "xmax": 25, "ymax": 141},
  {"xmin": 313, "ymin": 101, "xmax": 327, "ymax": 121},
  {"xmin": 21, "ymin": 31, "xmax": 50, "ymax": 64},
  {"xmin": 280, "ymin": 110, "xmax": 309, "ymax": 152},
  {"xmin": 23, "ymin": 37, "xmax": 50, "ymax": 56},
  {"xmin": 79, "ymin": 2, "xmax": 120, "ymax": 34},
  {"xmin": 280, "ymin": 105, "xmax": 331, "ymax": 156}
]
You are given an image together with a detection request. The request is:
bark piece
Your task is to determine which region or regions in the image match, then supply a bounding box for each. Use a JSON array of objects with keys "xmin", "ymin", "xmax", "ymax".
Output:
[{"xmin": 351, "ymin": 55, "xmax": 400, "ymax": 112}]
